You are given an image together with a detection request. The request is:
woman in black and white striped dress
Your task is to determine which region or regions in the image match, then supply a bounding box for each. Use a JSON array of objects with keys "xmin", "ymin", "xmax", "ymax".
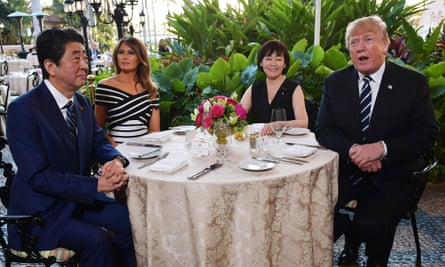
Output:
[{"xmin": 95, "ymin": 37, "xmax": 160, "ymax": 146}]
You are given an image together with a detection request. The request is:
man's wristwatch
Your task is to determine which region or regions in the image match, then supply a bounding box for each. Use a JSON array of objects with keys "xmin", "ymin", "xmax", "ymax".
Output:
[{"xmin": 114, "ymin": 155, "xmax": 129, "ymax": 167}]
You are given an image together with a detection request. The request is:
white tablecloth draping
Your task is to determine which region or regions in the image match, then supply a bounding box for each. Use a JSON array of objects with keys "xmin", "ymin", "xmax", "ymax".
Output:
[
  {"xmin": 5, "ymin": 72, "xmax": 34, "ymax": 95},
  {"xmin": 5, "ymin": 59, "xmax": 31, "ymax": 73},
  {"xmin": 119, "ymin": 129, "xmax": 339, "ymax": 267}
]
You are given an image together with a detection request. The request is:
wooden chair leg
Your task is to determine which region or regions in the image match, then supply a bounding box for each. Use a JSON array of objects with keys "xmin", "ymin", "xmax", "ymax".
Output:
[{"xmin": 411, "ymin": 213, "xmax": 422, "ymax": 267}]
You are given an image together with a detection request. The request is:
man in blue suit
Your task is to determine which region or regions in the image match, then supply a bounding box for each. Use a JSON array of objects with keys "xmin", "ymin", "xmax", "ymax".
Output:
[
  {"xmin": 6, "ymin": 28, "xmax": 135, "ymax": 267},
  {"xmin": 315, "ymin": 16, "xmax": 438, "ymax": 266}
]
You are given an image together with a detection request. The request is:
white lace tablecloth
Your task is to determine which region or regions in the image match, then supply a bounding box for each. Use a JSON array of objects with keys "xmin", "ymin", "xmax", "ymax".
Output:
[
  {"xmin": 5, "ymin": 72, "xmax": 33, "ymax": 95},
  {"xmin": 119, "ymin": 130, "xmax": 339, "ymax": 267}
]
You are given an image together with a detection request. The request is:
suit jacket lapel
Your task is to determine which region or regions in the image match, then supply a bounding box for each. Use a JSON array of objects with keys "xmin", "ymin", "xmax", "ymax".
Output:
[
  {"xmin": 350, "ymin": 70, "xmax": 362, "ymax": 135},
  {"xmin": 73, "ymin": 94, "xmax": 87, "ymax": 175},
  {"xmin": 368, "ymin": 61, "xmax": 394, "ymax": 137}
]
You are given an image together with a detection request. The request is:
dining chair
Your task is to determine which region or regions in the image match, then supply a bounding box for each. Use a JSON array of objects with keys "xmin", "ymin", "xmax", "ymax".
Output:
[
  {"xmin": 304, "ymin": 98, "xmax": 319, "ymax": 131},
  {"xmin": 0, "ymin": 137, "xmax": 79, "ymax": 267},
  {"xmin": 402, "ymin": 149, "xmax": 438, "ymax": 267},
  {"xmin": 26, "ymin": 70, "xmax": 41, "ymax": 92},
  {"xmin": 0, "ymin": 80, "xmax": 10, "ymax": 117},
  {"xmin": 0, "ymin": 61, "xmax": 8, "ymax": 76}
]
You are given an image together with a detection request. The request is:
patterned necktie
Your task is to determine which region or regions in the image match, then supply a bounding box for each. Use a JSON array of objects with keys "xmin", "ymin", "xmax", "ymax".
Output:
[
  {"xmin": 64, "ymin": 100, "xmax": 77, "ymax": 142},
  {"xmin": 360, "ymin": 76, "xmax": 372, "ymax": 135}
]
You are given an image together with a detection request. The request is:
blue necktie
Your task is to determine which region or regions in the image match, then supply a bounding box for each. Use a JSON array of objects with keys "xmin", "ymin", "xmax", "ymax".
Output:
[
  {"xmin": 64, "ymin": 100, "xmax": 77, "ymax": 142},
  {"xmin": 360, "ymin": 76, "xmax": 372, "ymax": 135}
]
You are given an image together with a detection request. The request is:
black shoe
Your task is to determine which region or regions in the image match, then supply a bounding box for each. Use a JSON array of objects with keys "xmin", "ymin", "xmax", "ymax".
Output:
[{"xmin": 337, "ymin": 247, "xmax": 358, "ymax": 266}]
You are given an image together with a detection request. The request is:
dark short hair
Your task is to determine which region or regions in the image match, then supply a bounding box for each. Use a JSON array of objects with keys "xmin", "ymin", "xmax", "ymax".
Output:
[
  {"xmin": 257, "ymin": 40, "xmax": 290, "ymax": 74},
  {"xmin": 36, "ymin": 27, "xmax": 84, "ymax": 79}
]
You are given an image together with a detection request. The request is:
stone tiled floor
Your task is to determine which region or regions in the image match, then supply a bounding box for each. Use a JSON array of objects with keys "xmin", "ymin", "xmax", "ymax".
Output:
[
  {"xmin": 0, "ymin": 155, "xmax": 444, "ymax": 267},
  {"xmin": 333, "ymin": 183, "xmax": 445, "ymax": 267}
]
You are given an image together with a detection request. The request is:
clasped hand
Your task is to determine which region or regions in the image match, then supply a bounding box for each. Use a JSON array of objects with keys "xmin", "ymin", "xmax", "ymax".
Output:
[
  {"xmin": 97, "ymin": 159, "xmax": 129, "ymax": 193},
  {"xmin": 349, "ymin": 142, "xmax": 385, "ymax": 173}
]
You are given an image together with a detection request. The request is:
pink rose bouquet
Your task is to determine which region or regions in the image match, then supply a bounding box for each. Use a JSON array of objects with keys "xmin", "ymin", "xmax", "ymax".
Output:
[{"xmin": 191, "ymin": 95, "xmax": 248, "ymax": 131}]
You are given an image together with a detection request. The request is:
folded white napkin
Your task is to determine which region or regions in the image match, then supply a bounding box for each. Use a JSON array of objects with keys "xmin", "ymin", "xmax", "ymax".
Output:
[
  {"xmin": 149, "ymin": 158, "xmax": 188, "ymax": 174},
  {"xmin": 283, "ymin": 144, "xmax": 317, "ymax": 158},
  {"xmin": 141, "ymin": 132, "xmax": 171, "ymax": 142}
]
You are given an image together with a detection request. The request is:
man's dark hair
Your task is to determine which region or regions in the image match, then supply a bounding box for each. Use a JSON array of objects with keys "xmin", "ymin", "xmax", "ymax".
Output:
[{"xmin": 36, "ymin": 28, "xmax": 84, "ymax": 79}]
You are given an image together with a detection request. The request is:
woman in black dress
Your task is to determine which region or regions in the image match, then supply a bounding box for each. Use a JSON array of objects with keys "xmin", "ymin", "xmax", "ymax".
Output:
[{"xmin": 240, "ymin": 40, "xmax": 308, "ymax": 135}]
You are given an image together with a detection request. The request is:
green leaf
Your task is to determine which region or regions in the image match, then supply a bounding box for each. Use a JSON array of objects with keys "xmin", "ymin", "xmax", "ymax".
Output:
[
  {"xmin": 423, "ymin": 62, "xmax": 445, "ymax": 78},
  {"xmin": 292, "ymin": 39, "xmax": 308, "ymax": 53},
  {"xmin": 178, "ymin": 58, "xmax": 194, "ymax": 73},
  {"xmin": 183, "ymin": 68, "xmax": 200, "ymax": 89},
  {"xmin": 229, "ymin": 53, "xmax": 248, "ymax": 72},
  {"xmin": 172, "ymin": 79, "xmax": 186, "ymax": 93},
  {"xmin": 324, "ymin": 47, "xmax": 348, "ymax": 70},
  {"xmin": 163, "ymin": 62, "xmax": 184, "ymax": 80},
  {"xmin": 315, "ymin": 65, "xmax": 334, "ymax": 77},
  {"xmin": 209, "ymin": 57, "xmax": 231, "ymax": 83},
  {"xmin": 226, "ymin": 72, "xmax": 241, "ymax": 92},
  {"xmin": 197, "ymin": 72, "xmax": 211, "ymax": 89},
  {"xmin": 402, "ymin": 20, "xmax": 424, "ymax": 53},
  {"xmin": 429, "ymin": 76, "xmax": 445, "ymax": 92},
  {"xmin": 309, "ymin": 45, "xmax": 325, "ymax": 68},
  {"xmin": 240, "ymin": 65, "xmax": 258, "ymax": 86},
  {"xmin": 287, "ymin": 60, "xmax": 301, "ymax": 78}
]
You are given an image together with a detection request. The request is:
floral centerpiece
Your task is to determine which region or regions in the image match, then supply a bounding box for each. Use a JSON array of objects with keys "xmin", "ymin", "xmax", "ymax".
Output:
[{"xmin": 191, "ymin": 94, "xmax": 248, "ymax": 141}]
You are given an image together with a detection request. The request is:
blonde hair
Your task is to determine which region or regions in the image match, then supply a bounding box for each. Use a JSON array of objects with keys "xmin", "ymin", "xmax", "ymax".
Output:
[{"xmin": 345, "ymin": 15, "xmax": 390, "ymax": 50}]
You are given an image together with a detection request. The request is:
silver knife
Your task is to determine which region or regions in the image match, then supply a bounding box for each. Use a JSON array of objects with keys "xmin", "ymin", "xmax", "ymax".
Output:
[
  {"xmin": 137, "ymin": 152, "xmax": 169, "ymax": 169},
  {"xmin": 127, "ymin": 141, "xmax": 162, "ymax": 148},
  {"xmin": 133, "ymin": 148, "xmax": 161, "ymax": 159},
  {"xmin": 252, "ymin": 156, "xmax": 280, "ymax": 163},
  {"xmin": 285, "ymin": 142, "xmax": 324, "ymax": 149},
  {"xmin": 187, "ymin": 162, "xmax": 223, "ymax": 180}
]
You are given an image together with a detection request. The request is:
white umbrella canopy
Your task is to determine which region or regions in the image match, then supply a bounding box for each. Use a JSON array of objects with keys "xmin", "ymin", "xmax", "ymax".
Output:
[{"xmin": 7, "ymin": 11, "xmax": 31, "ymax": 18}]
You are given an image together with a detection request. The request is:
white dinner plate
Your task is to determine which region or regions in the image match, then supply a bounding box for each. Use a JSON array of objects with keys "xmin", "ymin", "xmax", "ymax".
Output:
[
  {"xmin": 284, "ymin": 127, "xmax": 310, "ymax": 136},
  {"xmin": 170, "ymin": 125, "xmax": 197, "ymax": 135},
  {"xmin": 128, "ymin": 149, "xmax": 161, "ymax": 159},
  {"xmin": 239, "ymin": 159, "xmax": 275, "ymax": 172}
]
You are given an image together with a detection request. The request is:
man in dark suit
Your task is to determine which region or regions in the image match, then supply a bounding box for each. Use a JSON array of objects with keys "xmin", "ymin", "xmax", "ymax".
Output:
[
  {"xmin": 6, "ymin": 28, "xmax": 135, "ymax": 267},
  {"xmin": 90, "ymin": 41, "xmax": 101, "ymax": 60},
  {"xmin": 315, "ymin": 15, "xmax": 438, "ymax": 266}
]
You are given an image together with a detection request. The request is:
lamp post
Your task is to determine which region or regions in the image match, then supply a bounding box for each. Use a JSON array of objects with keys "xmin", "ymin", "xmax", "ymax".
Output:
[
  {"xmin": 90, "ymin": 0, "xmax": 139, "ymax": 40},
  {"xmin": 7, "ymin": 11, "xmax": 31, "ymax": 58},
  {"xmin": 0, "ymin": 22, "xmax": 4, "ymax": 54},
  {"xmin": 64, "ymin": 0, "xmax": 92, "ymax": 73},
  {"xmin": 31, "ymin": 11, "xmax": 49, "ymax": 36},
  {"xmin": 128, "ymin": 11, "xmax": 145, "ymax": 37}
]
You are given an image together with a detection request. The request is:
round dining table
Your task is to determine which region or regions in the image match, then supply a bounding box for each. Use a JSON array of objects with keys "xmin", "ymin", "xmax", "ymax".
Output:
[{"xmin": 118, "ymin": 128, "xmax": 339, "ymax": 267}]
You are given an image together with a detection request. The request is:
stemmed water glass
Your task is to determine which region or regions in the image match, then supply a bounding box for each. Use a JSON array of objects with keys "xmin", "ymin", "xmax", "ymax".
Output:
[
  {"xmin": 270, "ymin": 108, "xmax": 287, "ymax": 143},
  {"xmin": 212, "ymin": 120, "xmax": 232, "ymax": 163}
]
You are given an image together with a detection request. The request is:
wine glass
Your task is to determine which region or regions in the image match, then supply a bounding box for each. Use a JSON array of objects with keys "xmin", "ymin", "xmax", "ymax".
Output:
[
  {"xmin": 212, "ymin": 120, "xmax": 232, "ymax": 163},
  {"xmin": 270, "ymin": 108, "xmax": 287, "ymax": 143}
]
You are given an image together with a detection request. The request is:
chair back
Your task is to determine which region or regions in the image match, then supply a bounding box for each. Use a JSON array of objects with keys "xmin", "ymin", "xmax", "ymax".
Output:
[
  {"xmin": 0, "ymin": 81, "xmax": 10, "ymax": 115},
  {"xmin": 305, "ymin": 98, "xmax": 319, "ymax": 131},
  {"xmin": 404, "ymin": 152, "xmax": 438, "ymax": 219},
  {"xmin": 0, "ymin": 61, "xmax": 8, "ymax": 76}
]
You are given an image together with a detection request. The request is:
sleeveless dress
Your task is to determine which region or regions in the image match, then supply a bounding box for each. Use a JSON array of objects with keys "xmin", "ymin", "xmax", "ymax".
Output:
[
  {"xmin": 95, "ymin": 84, "xmax": 159, "ymax": 142},
  {"xmin": 250, "ymin": 78, "xmax": 298, "ymax": 123}
]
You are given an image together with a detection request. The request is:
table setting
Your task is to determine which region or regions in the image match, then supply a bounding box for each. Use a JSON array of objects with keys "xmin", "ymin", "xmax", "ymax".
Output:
[{"xmin": 118, "ymin": 123, "xmax": 339, "ymax": 266}]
